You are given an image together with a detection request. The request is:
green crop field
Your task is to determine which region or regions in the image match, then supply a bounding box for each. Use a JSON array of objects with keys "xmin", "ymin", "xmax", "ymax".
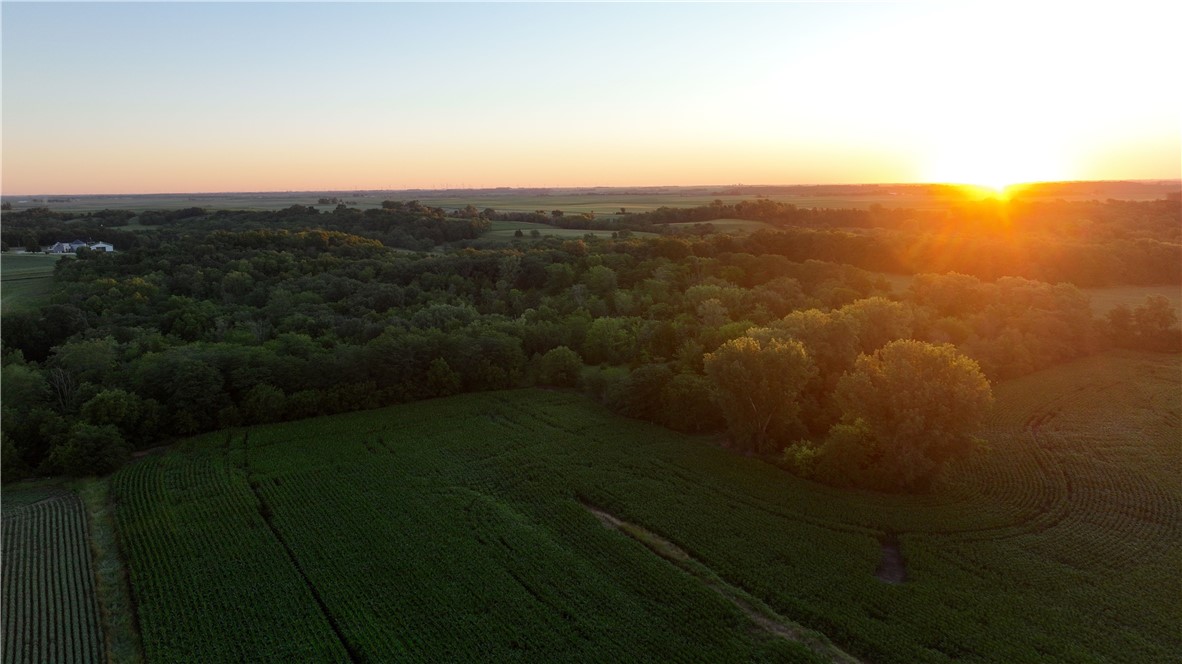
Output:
[
  {"xmin": 1, "ymin": 488, "xmax": 105, "ymax": 664},
  {"xmin": 484, "ymin": 220, "xmax": 657, "ymax": 241},
  {"xmin": 111, "ymin": 350, "xmax": 1180, "ymax": 662},
  {"xmin": 0, "ymin": 253, "xmax": 62, "ymax": 314}
]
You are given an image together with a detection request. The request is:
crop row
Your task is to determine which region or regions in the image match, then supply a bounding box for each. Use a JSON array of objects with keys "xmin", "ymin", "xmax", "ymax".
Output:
[
  {"xmin": 111, "ymin": 454, "xmax": 349, "ymax": 663},
  {"xmin": 112, "ymin": 352, "xmax": 1180, "ymax": 663},
  {"xmin": 248, "ymin": 437, "xmax": 813, "ymax": 662},
  {"xmin": 1, "ymin": 492, "xmax": 103, "ymax": 664}
]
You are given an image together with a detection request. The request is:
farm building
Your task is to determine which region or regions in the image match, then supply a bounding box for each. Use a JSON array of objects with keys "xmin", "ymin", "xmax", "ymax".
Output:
[{"xmin": 45, "ymin": 240, "xmax": 115, "ymax": 254}]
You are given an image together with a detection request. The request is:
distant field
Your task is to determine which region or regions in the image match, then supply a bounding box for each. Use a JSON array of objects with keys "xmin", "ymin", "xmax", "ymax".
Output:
[
  {"xmin": 878, "ymin": 273, "xmax": 1181, "ymax": 317},
  {"xmin": 484, "ymin": 220, "xmax": 657, "ymax": 240},
  {"xmin": 1, "ymin": 254, "xmax": 62, "ymax": 314},
  {"xmin": 1084, "ymin": 284, "xmax": 1181, "ymax": 316},
  {"xmin": 4, "ymin": 191, "xmax": 943, "ymax": 214},
  {"xmin": 7, "ymin": 182, "xmax": 1173, "ymax": 215},
  {"xmin": 666, "ymin": 218, "xmax": 776, "ymax": 234},
  {"xmin": 112, "ymin": 350, "xmax": 1180, "ymax": 662}
]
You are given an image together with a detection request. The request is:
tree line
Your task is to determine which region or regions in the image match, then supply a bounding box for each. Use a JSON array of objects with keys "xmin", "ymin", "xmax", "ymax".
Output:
[{"xmin": 2, "ymin": 203, "xmax": 1178, "ymax": 490}]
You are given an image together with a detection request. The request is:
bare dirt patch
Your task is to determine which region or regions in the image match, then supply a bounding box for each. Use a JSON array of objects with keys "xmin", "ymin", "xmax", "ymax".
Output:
[{"xmin": 874, "ymin": 535, "xmax": 908, "ymax": 584}]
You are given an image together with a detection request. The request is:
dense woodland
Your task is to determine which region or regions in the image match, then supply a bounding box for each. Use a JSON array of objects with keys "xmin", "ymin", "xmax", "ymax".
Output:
[{"xmin": 2, "ymin": 197, "xmax": 1178, "ymax": 489}]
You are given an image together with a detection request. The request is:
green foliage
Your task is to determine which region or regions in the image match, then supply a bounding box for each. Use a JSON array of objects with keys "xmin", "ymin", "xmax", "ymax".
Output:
[
  {"xmin": 818, "ymin": 340, "xmax": 993, "ymax": 492},
  {"xmin": 2, "ymin": 198, "xmax": 1173, "ymax": 480},
  {"xmin": 615, "ymin": 363, "xmax": 674, "ymax": 421},
  {"xmin": 1, "ymin": 433, "xmax": 29, "ymax": 483},
  {"xmin": 582, "ymin": 317, "xmax": 638, "ymax": 365},
  {"xmin": 242, "ymin": 384, "xmax": 286, "ymax": 423},
  {"xmin": 110, "ymin": 360, "xmax": 1181, "ymax": 662},
  {"xmin": 1, "ymin": 363, "xmax": 50, "ymax": 411},
  {"xmin": 49, "ymin": 423, "xmax": 130, "ymax": 476},
  {"xmin": 704, "ymin": 335, "xmax": 817, "ymax": 453},
  {"xmin": 424, "ymin": 357, "xmax": 462, "ymax": 397},
  {"xmin": 537, "ymin": 346, "xmax": 583, "ymax": 387},
  {"xmin": 1, "ymin": 490, "xmax": 105, "ymax": 661},
  {"xmin": 111, "ymin": 456, "xmax": 349, "ymax": 662},
  {"xmin": 582, "ymin": 264, "xmax": 618, "ymax": 296},
  {"xmin": 80, "ymin": 387, "xmax": 154, "ymax": 446},
  {"xmin": 660, "ymin": 372, "xmax": 724, "ymax": 433},
  {"xmin": 1132, "ymin": 294, "xmax": 1181, "ymax": 351},
  {"xmin": 76, "ymin": 479, "xmax": 145, "ymax": 663}
]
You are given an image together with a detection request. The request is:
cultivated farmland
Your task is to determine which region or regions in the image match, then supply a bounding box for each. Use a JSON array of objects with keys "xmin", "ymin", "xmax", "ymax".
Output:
[
  {"xmin": 1, "ymin": 489, "xmax": 104, "ymax": 664},
  {"xmin": 483, "ymin": 220, "xmax": 657, "ymax": 240},
  {"xmin": 0, "ymin": 253, "xmax": 61, "ymax": 314},
  {"xmin": 111, "ymin": 350, "xmax": 1180, "ymax": 662}
]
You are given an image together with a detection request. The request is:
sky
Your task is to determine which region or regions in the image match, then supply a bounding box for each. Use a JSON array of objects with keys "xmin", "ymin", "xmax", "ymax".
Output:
[{"xmin": 2, "ymin": 2, "xmax": 1179, "ymax": 195}]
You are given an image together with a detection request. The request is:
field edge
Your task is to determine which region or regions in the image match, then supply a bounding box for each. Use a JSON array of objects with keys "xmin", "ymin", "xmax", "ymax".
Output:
[{"xmin": 78, "ymin": 478, "xmax": 145, "ymax": 664}]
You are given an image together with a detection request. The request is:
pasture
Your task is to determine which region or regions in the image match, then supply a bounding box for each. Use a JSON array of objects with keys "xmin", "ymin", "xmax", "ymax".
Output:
[
  {"xmin": 1083, "ymin": 284, "xmax": 1181, "ymax": 316},
  {"xmin": 0, "ymin": 253, "xmax": 62, "ymax": 314},
  {"xmin": 667, "ymin": 217, "xmax": 777, "ymax": 234},
  {"xmin": 1, "ymin": 488, "xmax": 105, "ymax": 664},
  {"xmin": 111, "ymin": 350, "xmax": 1180, "ymax": 663},
  {"xmin": 877, "ymin": 273, "xmax": 1181, "ymax": 319},
  {"xmin": 484, "ymin": 220, "xmax": 657, "ymax": 241}
]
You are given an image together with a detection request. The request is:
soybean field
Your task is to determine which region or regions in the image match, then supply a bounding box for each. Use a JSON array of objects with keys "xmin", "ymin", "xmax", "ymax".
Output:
[
  {"xmin": 1, "ymin": 489, "xmax": 105, "ymax": 664},
  {"xmin": 111, "ymin": 350, "xmax": 1180, "ymax": 663}
]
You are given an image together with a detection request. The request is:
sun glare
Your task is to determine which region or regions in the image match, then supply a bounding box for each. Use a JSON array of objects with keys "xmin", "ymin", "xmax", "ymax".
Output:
[{"xmin": 922, "ymin": 133, "xmax": 1068, "ymax": 199}]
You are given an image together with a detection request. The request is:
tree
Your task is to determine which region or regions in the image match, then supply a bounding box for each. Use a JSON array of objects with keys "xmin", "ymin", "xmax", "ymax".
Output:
[
  {"xmin": 660, "ymin": 372, "xmax": 723, "ymax": 433},
  {"xmin": 1132, "ymin": 295, "xmax": 1180, "ymax": 351},
  {"xmin": 1, "ymin": 432, "xmax": 29, "ymax": 483},
  {"xmin": 81, "ymin": 388, "xmax": 143, "ymax": 438},
  {"xmin": 616, "ymin": 363, "xmax": 674, "ymax": 421},
  {"xmin": 582, "ymin": 265, "xmax": 618, "ymax": 297},
  {"xmin": 838, "ymin": 297, "xmax": 914, "ymax": 354},
  {"xmin": 582, "ymin": 317, "xmax": 637, "ymax": 365},
  {"xmin": 424, "ymin": 358, "xmax": 462, "ymax": 398},
  {"xmin": 242, "ymin": 384, "xmax": 286, "ymax": 423},
  {"xmin": 538, "ymin": 346, "xmax": 582, "ymax": 387},
  {"xmin": 48, "ymin": 423, "xmax": 129, "ymax": 476},
  {"xmin": 703, "ymin": 335, "xmax": 817, "ymax": 454},
  {"xmin": 50, "ymin": 337, "xmax": 120, "ymax": 386},
  {"xmin": 1105, "ymin": 303, "xmax": 1133, "ymax": 343},
  {"xmin": 812, "ymin": 340, "xmax": 993, "ymax": 492}
]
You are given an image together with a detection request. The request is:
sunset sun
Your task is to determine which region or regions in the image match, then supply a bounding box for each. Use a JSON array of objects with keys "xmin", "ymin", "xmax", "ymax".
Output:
[{"xmin": 922, "ymin": 132, "xmax": 1069, "ymax": 197}]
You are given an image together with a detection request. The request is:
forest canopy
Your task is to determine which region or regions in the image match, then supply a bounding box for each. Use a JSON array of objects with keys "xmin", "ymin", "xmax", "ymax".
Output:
[{"xmin": 2, "ymin": 197, "xmax": 1178, "ymax": 490}]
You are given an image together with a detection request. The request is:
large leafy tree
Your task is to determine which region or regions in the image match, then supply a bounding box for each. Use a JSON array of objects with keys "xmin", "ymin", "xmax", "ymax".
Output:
[
  {"xmin": 703, "ymin": 334, "xmax": 816, "ymax": 454},
  {"xmin": 813, "ymin": 340, "xmax": 993, "ymax": 492}
]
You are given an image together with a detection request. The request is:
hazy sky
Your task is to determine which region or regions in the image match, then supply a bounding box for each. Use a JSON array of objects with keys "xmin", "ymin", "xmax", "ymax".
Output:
[{"xmin": 2, "ymin": 2, "xmax": 1179, "ymax": 194}]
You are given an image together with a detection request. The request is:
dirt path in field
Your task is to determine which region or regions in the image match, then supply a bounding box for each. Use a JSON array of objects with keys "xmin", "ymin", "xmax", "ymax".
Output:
[
  {"xmin": 583, "ymin": 504, "xmax": 863, "ymax": 664},
  {"xmin": 874, "ymin": 535, "xmax": 907, "ymax": 584},
  {"xmin": 131, "ymin": 443, "xmax": 172, "ymax": 459}
]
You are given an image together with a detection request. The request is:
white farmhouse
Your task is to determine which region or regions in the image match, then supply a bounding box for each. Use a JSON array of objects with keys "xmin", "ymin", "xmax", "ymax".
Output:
[{"xmin": 44, "ymin": 239, "xmax": 116, "ymax": 254}]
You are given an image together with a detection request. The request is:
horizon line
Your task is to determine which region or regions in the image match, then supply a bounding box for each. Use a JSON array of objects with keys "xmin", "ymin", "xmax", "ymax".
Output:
[{"xmin": 4, "ymin": 178, "xmax": 1181, "ymax": 200}]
